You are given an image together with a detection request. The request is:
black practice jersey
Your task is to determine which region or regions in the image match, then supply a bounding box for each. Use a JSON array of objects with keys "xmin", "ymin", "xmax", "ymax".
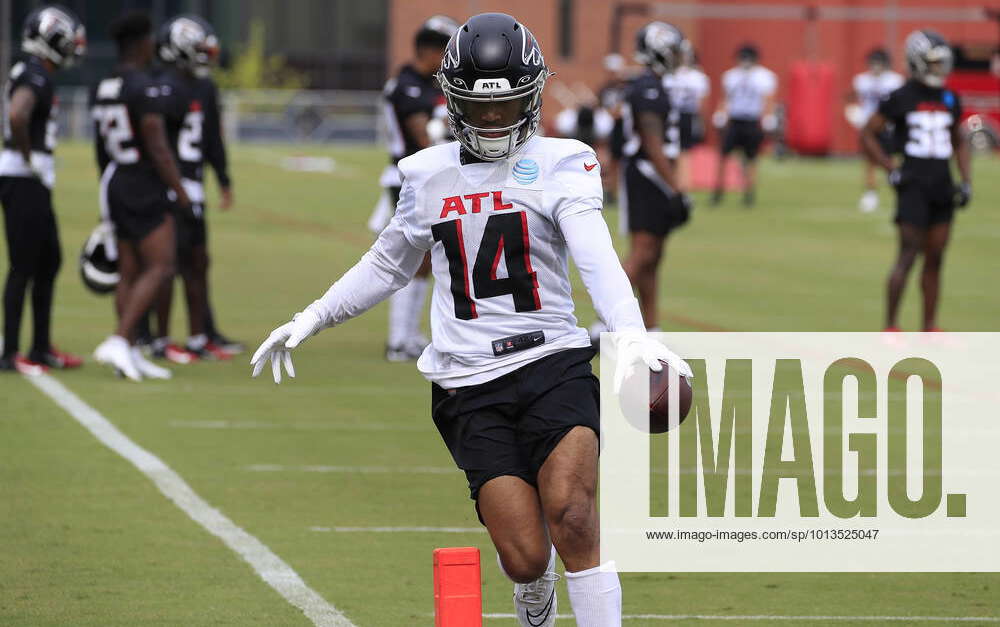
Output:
[
  {"xmin": 157, "ymin": 67, "xmax": 201, "ymax": 181},
  {"xmin": 3, "ymin": 55, "xmax": 56, "ymax": 154},
  {"xmin": 622, "ymin": 70, "xmax": 679, "ymax": 161},
  {"xmin": 383, "ymin": 64, "xmax": 444, "ymax": 162},
  {"xmin": 194, "ymin": 77, "xmax": 230, "ymax": 188},
  {"xmin": 879, "ymin": 79, "xmax": 962, "ymax": 181},
  {"xmin": 90, "ymin": 67, "xmax": 164, "ymax": 174}
]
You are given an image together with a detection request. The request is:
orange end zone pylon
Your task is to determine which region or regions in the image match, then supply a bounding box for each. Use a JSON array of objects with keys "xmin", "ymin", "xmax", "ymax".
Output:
[{"xmin": 433, "ymin": 547, "xmax": 483, "ymax": 627}]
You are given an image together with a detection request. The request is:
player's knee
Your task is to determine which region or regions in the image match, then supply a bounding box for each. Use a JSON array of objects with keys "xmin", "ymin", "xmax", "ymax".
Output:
[
  {"xmin": 547, "ymin": 497, "xmax": 597, "ymax": 542},
  {"xmin": 923, "ymin": 252, "xmax": 944, "ymax": 272},
  {"xmin": 499, "ymin": 548, "xmax": 550, "ymax": 583}
]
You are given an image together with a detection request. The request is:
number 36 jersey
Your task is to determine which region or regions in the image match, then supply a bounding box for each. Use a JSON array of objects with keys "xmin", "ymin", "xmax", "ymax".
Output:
[
  {"xmin": 395, "ymin": 135, "xmax": 603, "ymax": 387},
  {"xmin": 879, "ymin": 79, "xmax": 962, "ymax": 183}
]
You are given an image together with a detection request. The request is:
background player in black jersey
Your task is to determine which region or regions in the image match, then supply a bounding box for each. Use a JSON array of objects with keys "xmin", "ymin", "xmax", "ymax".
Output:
[
  {"xmin": 862, "ymin": 29, "xmax": 971, "ymax": 332},
  {"xmin": 375, "ymin": 15, "xmax": 457, "ymax": 361},
  {"xmin": 145, "ymin": 14, "xmax": 235, "ymax": 363},
  {"xmin": 91, "ymin": 12, "xmax": 193, "ymax": 381},
  {"xmin": 618, "ymin": 22, "xmax": 689, "ymax": 331},
  {"xmin": 0, "ymin": 6, "xmax": 86, "ymax": 374}
]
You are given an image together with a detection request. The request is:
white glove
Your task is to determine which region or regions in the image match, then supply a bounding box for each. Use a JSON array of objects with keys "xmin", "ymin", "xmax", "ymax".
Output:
[
  {"xmin": 612, "ymin": 329, "xmax": 693, "ymax": 394},
  {"xmin": 250, "ymin": 309, "xmax": 324, "ymax": 383},
  {"xmin": 712, "ymin": 110, "xmax": 728, "ymax": 129}
]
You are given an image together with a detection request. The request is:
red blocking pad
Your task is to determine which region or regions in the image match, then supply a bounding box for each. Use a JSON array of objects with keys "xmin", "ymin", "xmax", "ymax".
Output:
[{"xmin": 433, "ymin": 547, "xmax": 483, "ymax": 627}]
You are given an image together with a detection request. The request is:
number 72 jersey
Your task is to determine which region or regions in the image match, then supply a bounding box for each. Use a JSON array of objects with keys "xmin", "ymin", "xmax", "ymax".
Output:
[
  {"xmin": 879, "ymin": 79, "xmax": 962, "ymax": 181},
  {"xmin": 393, "ymin": 135, "xmax": 604, "ymax": 387},
  {"xmin": 91, "ymin": 68, "xmax": 164, "ymax": 175}
]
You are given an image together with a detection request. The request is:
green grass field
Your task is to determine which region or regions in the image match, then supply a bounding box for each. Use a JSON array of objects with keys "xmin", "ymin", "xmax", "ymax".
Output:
[{"xmin": 2, "ymin": 142, "xmax": 998, "ymax": 626}]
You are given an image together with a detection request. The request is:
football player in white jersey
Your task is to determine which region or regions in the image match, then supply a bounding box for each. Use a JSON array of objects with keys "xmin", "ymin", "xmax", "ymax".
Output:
[
  {"xmin": 711, "ymin": 43, "xmax": 777, "ymax": 207},
  {"xmin": 251, "ymin": 13, "xmax": 690, "ymax": 627},
  {"xmin": 849, "ymin": 48, "xmax": 904, "ymax": 212}
]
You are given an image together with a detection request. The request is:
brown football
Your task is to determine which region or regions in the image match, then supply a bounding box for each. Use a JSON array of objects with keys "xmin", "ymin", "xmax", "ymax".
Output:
[{"xmin": 649, "ymin": 360, "xmax": 693, "ymax": 433}]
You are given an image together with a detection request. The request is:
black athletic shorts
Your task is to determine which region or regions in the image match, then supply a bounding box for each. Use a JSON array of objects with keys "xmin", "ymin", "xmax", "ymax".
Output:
[
  {"xmin": 621, "ymin": 158, "xmax": 689, "ymax": 236},
  {"xmin": 0, "ymin": 176, "xmax": 60, "ymax": 276},
  {"xmin": 431, "ymin": 347, "xmax": 599, "ymax": 510},
  {"xmin": 678, "ymin": 112, "xmax": 705, "ymax": 150},
  {"xmin": 895, "ymin": 177, "xmax": 955, "ymax": 228},
  {"xmin": 175, "ymin": 204, "xmax": 207, "ymax": 260},
  {"xmin": 103, "ymin": 166, "xmax": 173, "ymax": 242},
  {"xmin": 721, "ymin": 118, "xmax": 764, "ymax": 159}
]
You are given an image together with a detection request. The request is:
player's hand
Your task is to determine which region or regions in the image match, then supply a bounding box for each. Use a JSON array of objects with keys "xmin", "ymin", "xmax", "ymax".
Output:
[
  {"xmin": 954, "ymin": 182, "xmax": 971, "ymax": 208},
  {"xmin": 173, "ymin": 187, "xmax": 193, "ymax": 210},
  {"xmin": 887, "ymin": 169, "xmax": 906, "ymax": 189},
  {"xmin": 612, "ymin": 329, "xmax": 693, "ymax": 394},
  {"xmin": 250, "ymin": 309, "xmax": 324, "ymax": 384},
  {"xmin": 712, "ymin": 110, "xmax": 728, "ymax": 129},
  {"xmin": 220, "ymin": 186, "xmax": 233, "ymax": 211}
]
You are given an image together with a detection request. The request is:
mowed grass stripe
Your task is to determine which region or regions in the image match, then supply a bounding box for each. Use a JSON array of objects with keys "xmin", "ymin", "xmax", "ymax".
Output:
[{"xmin": 24, "ymin": 373, "xmax": 355, "ymax": 627}]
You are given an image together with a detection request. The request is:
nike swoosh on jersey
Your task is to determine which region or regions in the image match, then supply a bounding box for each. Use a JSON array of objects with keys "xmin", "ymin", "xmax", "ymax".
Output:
[{"xmin": 584, "ymin": 162, "xmax": 598, "ymax": 171}]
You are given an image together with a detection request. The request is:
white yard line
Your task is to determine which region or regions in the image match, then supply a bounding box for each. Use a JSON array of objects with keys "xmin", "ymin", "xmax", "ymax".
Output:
[
  {"xmin": 311, "ymin": 526, "xmax": 485, "ymax": 533},
  {"xmin": 483, "ymin": 614, "xmax": 1000, "ymax": 623},
  {"xmin": 27, "ymin": 374, "xmax": 355, "ymax": 627},
  {"xmin": 249, "ymin": 464, "xmax": 458, "ymax": 474},
  {"xmin": 170, "ymin": 419, "xmax": 427, "ymax": 432}
]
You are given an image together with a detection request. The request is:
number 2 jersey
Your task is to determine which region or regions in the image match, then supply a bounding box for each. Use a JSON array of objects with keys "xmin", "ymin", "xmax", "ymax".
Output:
[
  {"xmin": 155, "ymin": 67, "xmax": 229, "ymax": 210},
  {"xmin": 878, "ymin": 79, "xmax": 962, "ymax": 184},
  {"xmin": 0, "ymin": 55, "xmax": 57, "ymax": 187}
]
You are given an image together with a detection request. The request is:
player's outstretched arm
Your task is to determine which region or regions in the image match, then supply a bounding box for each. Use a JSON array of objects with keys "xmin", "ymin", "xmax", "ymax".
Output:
[
  {"xmin": 559, "ymin": 209, "xmax": 692, "ymax": 389},
  {"xmin": 250, "ymin": 213, "xmax": 428, "ymax": 383}
]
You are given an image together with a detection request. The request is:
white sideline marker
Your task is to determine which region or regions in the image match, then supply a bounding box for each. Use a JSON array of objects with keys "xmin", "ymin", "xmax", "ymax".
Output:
[{"xmin": 27, "ymin": 374, "xmax": 355, "ymax": 627}]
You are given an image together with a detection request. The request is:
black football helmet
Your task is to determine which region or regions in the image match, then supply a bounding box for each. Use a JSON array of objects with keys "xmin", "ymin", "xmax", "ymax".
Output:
[
  {"xmin": 80, "ymin": 223, "xmax": 119, "ymax": 295},
  {"xmin": 635, "ymin": 21, "xmax": 686, "ymax": 76},
  {"xmin": 437, "ymin": 13, "xmax": 551, "ymax": 161},
  {"xmin": 415, "ymin": 15, "xmax": 459, "ymax": 49},
  {"xmin": 157, "ymin": 14, "xmax": 219, "ymax": 78},
  {"xmin": 905, "ymin": 29, "xmax": 952, "ymax": 88},
  {"xmin": 21, "ymin": 5, "xmax": 86, "ymax": 69}
]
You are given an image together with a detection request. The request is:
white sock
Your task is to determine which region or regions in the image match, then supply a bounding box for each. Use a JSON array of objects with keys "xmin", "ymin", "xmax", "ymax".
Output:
[
  {"xmin": 387, "ymin": 279, "xmax": 421, "ymax": 347},
  {"xmin": 565, "ymin": 561, "xmax": 622, "ymax": 627},
  {"xmin": 404, "ymin": 277, "xmax": 430, "ymax": 338}
]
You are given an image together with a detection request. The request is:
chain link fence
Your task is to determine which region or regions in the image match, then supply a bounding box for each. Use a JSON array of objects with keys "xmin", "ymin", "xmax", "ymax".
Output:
[{"xmin": 56, "ymin": 87, "xmax": 385, "ymax": 145}]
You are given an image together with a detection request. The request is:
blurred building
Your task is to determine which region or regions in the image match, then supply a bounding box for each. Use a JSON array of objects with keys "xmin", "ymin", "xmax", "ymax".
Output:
[
  {"xmin": 387, "ymin": 0, "xmax": 999, "ymax": 154},
  {"xmin": 4, "ymin": 0, "xmax": 386, "ymax": 90}
]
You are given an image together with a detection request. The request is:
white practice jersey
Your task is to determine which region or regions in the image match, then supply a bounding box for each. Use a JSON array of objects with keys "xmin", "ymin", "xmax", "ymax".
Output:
[
  {"xmin": 666, "ymin": 66, "xmax": 710, "ymax": 114},
  {"xmin": 721, "ymin": 65, "xmax": 777, "ymax": 121},
  {"xmin": 853, "ymin": 70, "xmax": 904, "ymax": 123},
  {"xmin": 394, "ymin": 136, "xmax": 601, "ymax": 386}
]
